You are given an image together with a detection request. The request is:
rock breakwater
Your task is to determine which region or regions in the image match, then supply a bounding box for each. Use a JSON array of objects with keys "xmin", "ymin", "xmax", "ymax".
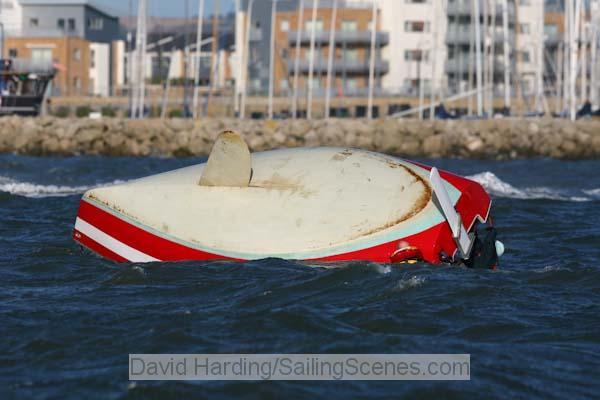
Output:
[{"xmin": 1, "ymin": 116, "xmax": 598, "ymax": 159}]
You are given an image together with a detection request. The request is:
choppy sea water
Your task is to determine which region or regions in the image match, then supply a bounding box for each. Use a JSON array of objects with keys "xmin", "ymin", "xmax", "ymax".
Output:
[{"xmin": 1, "ymin": 155, "xmax": 599, "ymax": 399}]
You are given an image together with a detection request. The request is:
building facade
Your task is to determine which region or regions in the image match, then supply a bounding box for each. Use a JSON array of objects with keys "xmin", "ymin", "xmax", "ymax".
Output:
[
  {"xmin": 275, "ymin": 3, "xmax": 389, "ymax": 97},
  {"xmin": 4, "ymin": 36, "xmax": 90, "ymax": 95},
  {"xmin": 237, "ymin": 0, "xmax": 389, "ymax": 97}
]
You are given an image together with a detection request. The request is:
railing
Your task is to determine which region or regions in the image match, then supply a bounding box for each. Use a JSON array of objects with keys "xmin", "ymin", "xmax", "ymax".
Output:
[
  {"xmin": 305, "ymin": 0, "xmax": 376, "ymax": 10},
  {"xmin": 22, "ymin": 28, "xmax": 79, "ymax": 38},
  {"xmin": 446, "ymin": 27, "xmax": 515, "ymax": 44},
  {"xmin": 446, "ymin": 0, "xmax": 515, "ymax": 16},
  {"xmin": 287, "ymin": 31, "xmax": 389, "ymax": 46},
  {"xmin": 445, "ymin": 58, "xmax": 506, "ymax": 74},
  {"xmin": 286, "ymin": 58, "xmax": 389, "ymax": 74}
]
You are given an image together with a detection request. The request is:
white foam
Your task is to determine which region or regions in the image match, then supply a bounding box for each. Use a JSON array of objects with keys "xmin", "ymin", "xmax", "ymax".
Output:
[
  {"xmin": 371, "ymin": 263, "xmax": 392, "ymax": 275},
  {"xmin": 535, "ymin": 265, "xmax": 570, "ymax": 273},
  {"xmin": 0, "ymin": 175, "xmax": 124, "ymax": 198},
  {"xmin": 395, "ymin": 276, "xmax": 425, "ymax": 291},
  {"xmin": 467, "ymin": 171, "xmax": 591, "ymax": 202}
]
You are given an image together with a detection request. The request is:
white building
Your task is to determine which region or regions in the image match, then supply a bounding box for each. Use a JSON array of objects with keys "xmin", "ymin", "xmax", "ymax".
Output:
[
  {"xmin": 0, "ymin": 0, "xmax": 25, "ymax": 37},
  {"xmin": 89, "ymin": 42, "xmax": 110, "ymax": 96},
  {"xmin": 379, "ymin": 0, "xmax": 447, "ymax": 95},
  {"xmin": 515, "ymin": 0, "xmax": 545, "ymax": 97}
]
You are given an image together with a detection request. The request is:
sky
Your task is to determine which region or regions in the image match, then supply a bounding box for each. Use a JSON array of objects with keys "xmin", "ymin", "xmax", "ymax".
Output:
[{"xmin": 95, "ymin": 0, "xmax": 236, "ymax": 18}]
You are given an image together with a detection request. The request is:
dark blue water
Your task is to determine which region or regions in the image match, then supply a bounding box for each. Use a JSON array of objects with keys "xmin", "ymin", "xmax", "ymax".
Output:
[{"xmin": 1, "ymin": 155, "xmax": 599, "ymax": 399}]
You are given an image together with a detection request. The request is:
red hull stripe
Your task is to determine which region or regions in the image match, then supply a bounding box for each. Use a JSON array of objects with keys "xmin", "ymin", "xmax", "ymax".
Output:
[
  {"xmin": 74, "ymin": 199, "xmax": 458, "ymax": 264},
  {"xmin": 317, "ymin": 221, "xmax": 457, "ymax": 264},
  {"xmin": 77, "ymin": 200, "xmax": 235, "ymax": 262}
]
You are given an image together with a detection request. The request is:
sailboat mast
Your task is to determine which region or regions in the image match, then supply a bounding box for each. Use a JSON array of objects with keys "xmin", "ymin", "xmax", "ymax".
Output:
[
  {"xmin": 306, "ymin": 0, "xmax": 319, "ymax": 119},
  {"xmin": 291, "ymin": 0, "xmax": 305, "ymax": 119},
  {"xmin": 324, "ymin": 0, "xmax": 338, "ymax": 119},
  {"xmin": 240, "ymin": 0, "xmax": 254, "ymax": 119},
  {"xmin": 268, "ymin": 0, "xmax": 278, "ymax": 119},
  {"xmin": 501, "ymin": 0, "xmax": 511, "ymax": 111},
  {"xmin": 367, "ymin": 0, "xmax": 377, "ymax": 119},
  {"xmin": 474, "ymin": 0, "xmax": 484, "ymax": 116},
  {"xmin": 192, "ymin": 0, "xmax": 205, "ymax": 119}
]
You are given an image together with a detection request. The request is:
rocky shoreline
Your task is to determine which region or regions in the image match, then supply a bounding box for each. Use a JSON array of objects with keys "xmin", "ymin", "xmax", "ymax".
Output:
[{"xmin": 1, "ymin": 116, "xmax": 599, "ymax": 159}]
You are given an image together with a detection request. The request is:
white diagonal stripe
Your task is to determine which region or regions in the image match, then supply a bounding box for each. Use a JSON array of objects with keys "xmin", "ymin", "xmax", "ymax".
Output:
[{"xmin": 75, "ymin": 217, "xmax": 160, "ymax": 262}]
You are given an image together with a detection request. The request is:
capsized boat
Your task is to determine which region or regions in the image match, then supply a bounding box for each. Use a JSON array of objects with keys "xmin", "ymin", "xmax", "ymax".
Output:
[{"xmin": 73, "ymin": 131, "xmax": 503, "ymax": 268}]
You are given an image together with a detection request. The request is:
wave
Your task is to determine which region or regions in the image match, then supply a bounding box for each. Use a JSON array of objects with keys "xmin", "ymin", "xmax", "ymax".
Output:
[
  {"xmin": 583, "ymin": 188, "xmax": 600, "ymax": 198},
  {"xmin": 467, "ymin": 172, "xmax": 591, "ymax": 202},
  {"xmin": 0, "ymin": 176, "xmax": 124, "ymax": 198}
]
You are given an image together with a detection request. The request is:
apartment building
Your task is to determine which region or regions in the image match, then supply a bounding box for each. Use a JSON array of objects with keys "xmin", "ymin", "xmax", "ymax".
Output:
[
  {"xmin": 445, "ymin": 0, "xmax": 518, "ymax": 100},
  {"xmin": 236, "ymin": 0, "xmax": 388, "ymax": 97},
  {"xmin": 275, "ymin": 2, "xmax": 389, "ymax": 96},
  {"xmin": 0, "ymin": 0, "xmax": 121, "ymax": 96},
  {"xmin": 380, "ymin": 0, "xmax": 447, "ymax": 95}
]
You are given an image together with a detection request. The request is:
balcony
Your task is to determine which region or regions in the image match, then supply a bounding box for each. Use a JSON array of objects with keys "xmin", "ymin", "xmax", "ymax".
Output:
[
  {"xmin": 446, "ymin": 26, "xmax": 515, "ymax": 44},
  {"xmin": 447, "ymin": 0, "xmax": 515, "ymax": 17},
  {"xmin": 445, "ymin": 58, "xmax": 507, "ymax": 74},
  {"xmin": 287, "ymin": 31, "xmax": 389, "ymax": 46},
  {"xmin": 287, "ymin": 58, "xmax": 389, "ymax": 75}
]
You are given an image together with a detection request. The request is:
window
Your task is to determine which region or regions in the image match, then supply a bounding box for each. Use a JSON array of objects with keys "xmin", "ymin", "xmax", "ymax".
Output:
[
  {"xmin": 73, "ymin": 77, "xmax": 81, "ymax": 90},
  {"xmin": 90, "ymin": 49, "xmax": 95, "ymax": 68},
  {"xmin": 343, "ymin": 48, "xmax": 358, "ymax": 60},
  {"xmin": 87, "ymin": 17, "xmax": 103, "ymax": 30},
  {"xmin": 31, "ymin": 48, "xmax": 52, "ymax": 62},
  {"xmin": 521, "ymin": 51, "xmax": 530, "ymax": 63},
  {"xmin": 405, "ymin": 21, "xmax": 430, "ymax": 33},
  {"xmin": 280, "ymin": 19, "xmax": 289, "ymax": 32},
  {"xmin": 8, "ymin": 49, "xmax": 17, "ymax": 58},
  {"xmin": 305, "ymin": 20, "xmax": 323, "ymax": 32},
  {"xmin": 519, "ymin": 23, "xmax": 530, "ymax": 34},
  {"xmin": 544, "ymin": 23, "xmax": 558, "ymax": 36},
  {"xmin": 29, "ymin": 18, "xmax": 39, "ymax": 27},
  {"xmin": 404, "ymin": 49, "xmax": 428, "ymax": 62},
  {"xmin": 305, "ymin": 48, "xmax": 323, "ymax": 61},
  {"xmin": 68, "ymin": 18, "xmax": 76, "ymax": 31},
  {"xmin": 341, "ymin": 20, "xmax": 357, "ymax": 32},
  {"xmin": 73, "ymin": 48, "xmax": 81, "ymax": 61},
  {"xmin": 58, "ymin": 18, "xmax": 65, "ymax": 29}
]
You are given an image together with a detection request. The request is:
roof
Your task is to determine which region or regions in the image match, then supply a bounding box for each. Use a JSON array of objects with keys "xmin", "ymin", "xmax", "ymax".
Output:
[{"xmin": 18, "ymin": 0, "xmax": 119, "ymax": 19}]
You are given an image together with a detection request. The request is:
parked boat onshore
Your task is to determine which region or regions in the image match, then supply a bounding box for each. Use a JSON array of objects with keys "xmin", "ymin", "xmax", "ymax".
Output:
[{"xmin": 1, "ymin": 116, "xmax": 599, "ymax": 159}]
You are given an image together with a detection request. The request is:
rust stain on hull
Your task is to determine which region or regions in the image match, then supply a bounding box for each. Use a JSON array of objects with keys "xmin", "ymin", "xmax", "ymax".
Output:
[{"xmin": 347, "ymin": 165, "xmax": 432, "ymax": 240}]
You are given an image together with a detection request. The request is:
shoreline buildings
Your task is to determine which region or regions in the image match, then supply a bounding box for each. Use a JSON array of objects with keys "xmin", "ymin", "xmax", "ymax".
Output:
[{"xmin": 0, "ymin": 0, "xmax": 598, "ymax": 117}]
